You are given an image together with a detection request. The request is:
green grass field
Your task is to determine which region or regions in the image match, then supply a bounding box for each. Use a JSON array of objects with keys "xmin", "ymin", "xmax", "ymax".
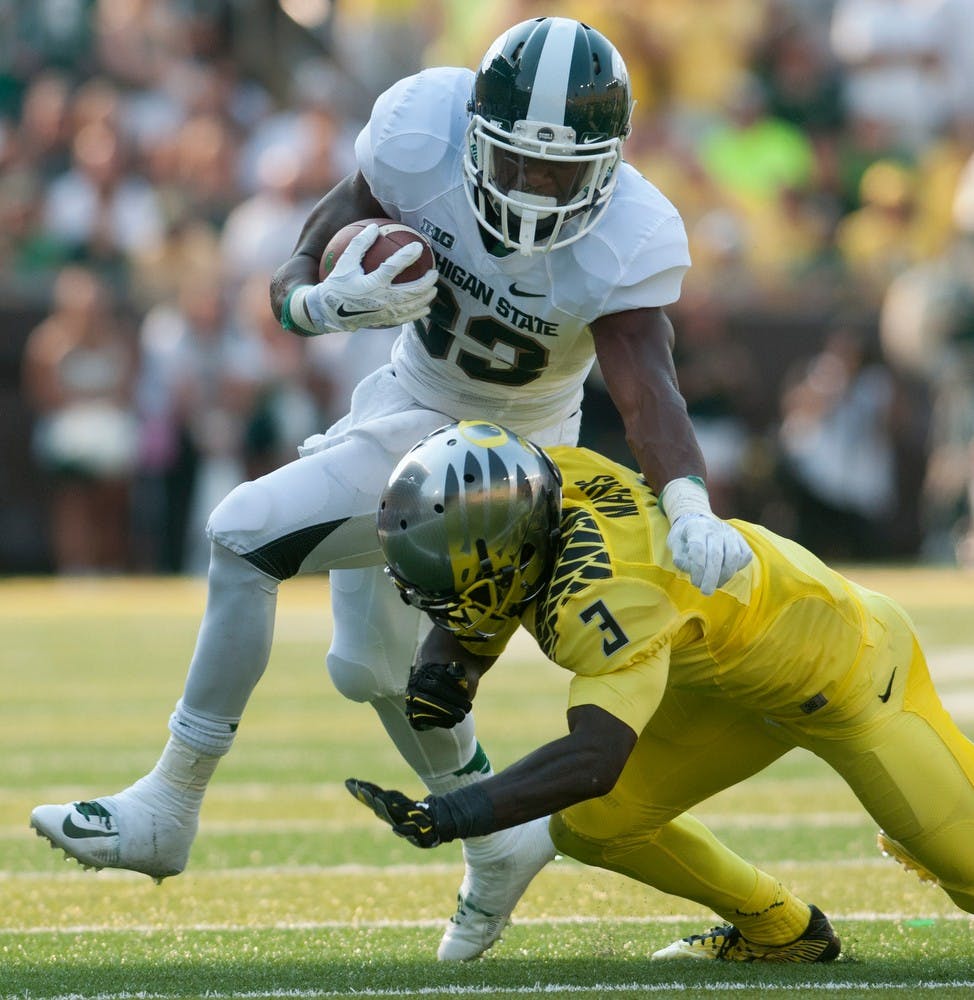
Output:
[{"xmin": 3, "ymin": 569, "xmax": 974, "ymax": 1000}]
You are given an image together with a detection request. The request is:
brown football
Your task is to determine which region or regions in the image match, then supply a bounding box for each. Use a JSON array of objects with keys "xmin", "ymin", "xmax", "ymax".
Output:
[{"xmin": 319, "ymin": 218, "xmax": 435, "ymax": 283}]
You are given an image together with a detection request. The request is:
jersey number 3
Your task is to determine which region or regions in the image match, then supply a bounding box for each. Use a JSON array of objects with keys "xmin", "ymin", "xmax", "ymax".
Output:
[{"xmin": 579, "ymin": 600, "xmax": 630, "ymax": 656}]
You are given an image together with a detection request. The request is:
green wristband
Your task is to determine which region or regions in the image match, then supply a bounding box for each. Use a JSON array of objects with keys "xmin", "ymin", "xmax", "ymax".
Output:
[{"xmin": 280, "ymin": 286, "xmax": 318, "ymax": 336}]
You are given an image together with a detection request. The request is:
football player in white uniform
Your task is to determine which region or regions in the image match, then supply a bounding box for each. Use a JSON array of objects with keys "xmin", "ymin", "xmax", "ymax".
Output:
[{"xmin": 31, "ymin": 17, "xmax": 752, "ymax": 960}]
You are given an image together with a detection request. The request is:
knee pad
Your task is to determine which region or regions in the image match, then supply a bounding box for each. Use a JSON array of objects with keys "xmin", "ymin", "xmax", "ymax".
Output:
[
  {"xmin": 206, "ymin": 479, "xmax": 269, "ymax": 551},
  {"xmin": 326, "ymin": 649, "xmax": 385, "ymax": 704},
  {"xmin": 205, "ymin": 478, "xmax": 301, "ymax": 580},
  {"xmin": 326, "ymin": 566, "xmax": 425, "ymax": 703}
]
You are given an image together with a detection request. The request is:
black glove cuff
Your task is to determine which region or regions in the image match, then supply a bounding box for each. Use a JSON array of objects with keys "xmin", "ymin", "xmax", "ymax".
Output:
[{"xmin": 425, "ymin": 783, "xmax": 495, "ymax": 842}]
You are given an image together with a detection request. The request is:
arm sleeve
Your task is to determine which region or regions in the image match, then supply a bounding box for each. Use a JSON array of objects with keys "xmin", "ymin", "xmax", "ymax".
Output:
[
  {"xmin": 549, "ymin": 576, "xmax": 689, "ymax": 735},
  {"xmin": 568, "ymin": 646, "xmax": 670, "ymax": 736}
]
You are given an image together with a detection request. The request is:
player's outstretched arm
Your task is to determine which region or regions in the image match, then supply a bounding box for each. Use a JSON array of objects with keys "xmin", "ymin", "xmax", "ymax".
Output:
[
  {"xmin": 592, "ymin": 307, "xmax": 752, "ymax": 594},
  {"xmin": 347, "ymin": 705, "xmax": 638, "ymax": 847}
]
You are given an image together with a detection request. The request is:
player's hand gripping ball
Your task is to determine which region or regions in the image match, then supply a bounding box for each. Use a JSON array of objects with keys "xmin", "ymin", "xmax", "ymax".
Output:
[
  {"xmin": 301, "ymin": 218, "xmax": 438, "ymax": 332},
  {"xmin": 319, "ymin": 218, "xmax": 435, "ymax": 282}
]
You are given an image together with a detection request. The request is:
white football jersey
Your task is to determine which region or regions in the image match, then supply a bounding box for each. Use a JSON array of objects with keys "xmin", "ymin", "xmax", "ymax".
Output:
[{"xmin": 355, "ymin": 66, "xmax": 691, "ymax": 432}]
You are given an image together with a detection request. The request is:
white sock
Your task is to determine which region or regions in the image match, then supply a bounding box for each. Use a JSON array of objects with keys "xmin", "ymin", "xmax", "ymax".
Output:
[
  {"xmin": 423, "ymin": 743, "xmax": 521, "ymax": 861},
  {"xmin": 168, "ymin": 699, "xmax": 239, "ymax": 756}
]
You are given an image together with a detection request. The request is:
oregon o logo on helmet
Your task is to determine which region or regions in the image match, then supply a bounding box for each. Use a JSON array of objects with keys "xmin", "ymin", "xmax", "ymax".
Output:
[{"xmin": 458, "ymin": 420, "xmax": 510, "ymax": 448}]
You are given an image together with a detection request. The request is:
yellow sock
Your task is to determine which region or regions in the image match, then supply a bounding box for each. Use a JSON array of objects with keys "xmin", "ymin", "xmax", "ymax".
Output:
[{"xmin": 731, "ymin": 872, "xmax": 810, "ymax": 945}]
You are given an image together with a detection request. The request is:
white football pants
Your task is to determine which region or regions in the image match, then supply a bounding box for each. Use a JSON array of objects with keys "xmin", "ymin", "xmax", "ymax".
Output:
[{"xmin": 175, "ymin": 364, "xmax": 581, "ymax": 785}]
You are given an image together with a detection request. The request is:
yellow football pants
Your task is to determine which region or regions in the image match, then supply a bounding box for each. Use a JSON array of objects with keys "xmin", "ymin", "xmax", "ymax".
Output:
[{"xmin": 551, "ymin": 592, "xmax": 974, "ymax": 918}]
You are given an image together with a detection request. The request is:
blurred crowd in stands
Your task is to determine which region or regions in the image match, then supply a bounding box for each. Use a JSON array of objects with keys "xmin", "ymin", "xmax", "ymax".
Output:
[{"xmin": 4, "ymin": 0, "xmax": 974, "ymax": 575}]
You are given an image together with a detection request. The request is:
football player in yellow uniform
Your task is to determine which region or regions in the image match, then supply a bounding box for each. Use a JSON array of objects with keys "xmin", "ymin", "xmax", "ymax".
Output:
[{"xmin": 349, "ymin": 419, "xmax": 974, "ymax": 961}]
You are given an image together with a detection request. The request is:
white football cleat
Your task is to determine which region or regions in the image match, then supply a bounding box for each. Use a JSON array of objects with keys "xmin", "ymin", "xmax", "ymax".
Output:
[
  {"xmin": 30, "ymin": 780, "xmax": 197, "ymax": 883},
  {"xmin": 438, "ymin": 815, "xmax": 556, "ymax": 961}
]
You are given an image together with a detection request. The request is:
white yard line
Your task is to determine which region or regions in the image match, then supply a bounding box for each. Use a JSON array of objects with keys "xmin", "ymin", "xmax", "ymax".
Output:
[
  {"xmin": 0, "ymin": 855, "xmax": 904, "ymax": 882},
  {"xmin": 0, "ymin": 811, "xmax": 876, "ymax": 839},
  {"xmin": 4, "ymin": 981, "xmax": 974, "ymax": 1000},
  {"xmin": 3, "ymin": 911, "xmax": 971, "ymax": 936}
]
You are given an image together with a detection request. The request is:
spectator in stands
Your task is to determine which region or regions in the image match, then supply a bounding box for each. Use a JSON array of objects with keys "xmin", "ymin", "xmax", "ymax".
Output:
[
  {"xmin": 880, "ymin": 153, "xmax": 974, "ymax": 566},
  {"xmin": 834, "ymin": 159, "xmax": 925, "ymax": 307},
  {"xmin": 21, "ymin": 265, "xmax": 139, "ymax": 573},
  {"xmin": 166, "ymin": 111, "xmax": 242, "ymax": 231},
  {"xmin": 237, "ymin": 271, "xmax": 329, "ymax": 479},
  {"xmin": 219, "ymin": 145, "xmax": 315, "ymax": 292},
  {"xmin": 11, "ymin": 71, "xmax": 74, "ymax": 181},
  {"xmin": 134, "ymin": 264, "xmax": 265, "ymax": 573},
  {"xmin": 670, "ymin": 290, "xmax": 762, "ymax": 518},
  {"xmin": 776, "ymin": 325, "xmax": 900, "ymax": 560},
  {"xmin": 830, "ymin": 0, "xmax": 955, "ymax": 155},
  {"xmin": 41, "ymin": 103, "xmax": 164, "ymax": 281}
]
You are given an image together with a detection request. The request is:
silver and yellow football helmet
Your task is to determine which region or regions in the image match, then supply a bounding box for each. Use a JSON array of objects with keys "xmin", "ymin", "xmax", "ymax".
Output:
[{"xmin": 377, "ymin": 420, "xmax": 562, "ymax": 638}]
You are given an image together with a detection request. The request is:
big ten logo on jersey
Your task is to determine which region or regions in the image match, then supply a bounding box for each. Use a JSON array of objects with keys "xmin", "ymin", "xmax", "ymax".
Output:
[{"xmin": 420, "ymin": 219, "xmax": 455, "ymax": 249}]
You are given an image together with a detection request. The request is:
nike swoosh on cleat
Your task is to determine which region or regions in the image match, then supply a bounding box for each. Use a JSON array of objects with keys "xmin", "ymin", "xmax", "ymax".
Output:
[
  {"xmin": 336, "ymin": 304, "xmax": 381, "ymax": 318},
  {"xmin": 878, "ymin": 667, "xmax": 897, "ymax": 703},
  {"xmin": 508, "ymin": 283, "xmax": 545, "ymax": 298},
  {"xmin": 61, "ymin": 815, "xmax": 119, "ymax": 840}
]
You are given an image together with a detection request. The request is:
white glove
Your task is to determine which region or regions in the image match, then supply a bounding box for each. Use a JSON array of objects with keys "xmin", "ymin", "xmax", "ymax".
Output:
[
  {"xmin": 659, "ymin": 477, "xmax": 752, "ymax": 596},
  {"xmin": 666, "ymin": 513, "xmax": 752, "ymax": 596},
  {"xmin": 291, "ymin": 223, "xmax": 439, "ymax": 334}
]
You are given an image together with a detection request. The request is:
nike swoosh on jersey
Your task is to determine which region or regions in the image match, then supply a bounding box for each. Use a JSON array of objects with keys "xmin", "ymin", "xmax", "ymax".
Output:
[
  {"xmin": 62, "ymin": 814, "xmax": 119, "ymax": 840},
  {"xmin": 508, "ymin": 283, "xmax": 545, "ymax": 298},
  {"xmin": 878, "ymin": 667, "xmax": 897, "ymax": 703},
  {"xmin": 336, "ymin": 304, "xmax": 382, "ymax": 318}
]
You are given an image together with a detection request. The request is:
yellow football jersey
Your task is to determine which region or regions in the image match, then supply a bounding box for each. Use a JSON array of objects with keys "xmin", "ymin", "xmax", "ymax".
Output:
[{"xmin": 506, "ymin": 447, "xmax": 886, "ymax": 737}]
